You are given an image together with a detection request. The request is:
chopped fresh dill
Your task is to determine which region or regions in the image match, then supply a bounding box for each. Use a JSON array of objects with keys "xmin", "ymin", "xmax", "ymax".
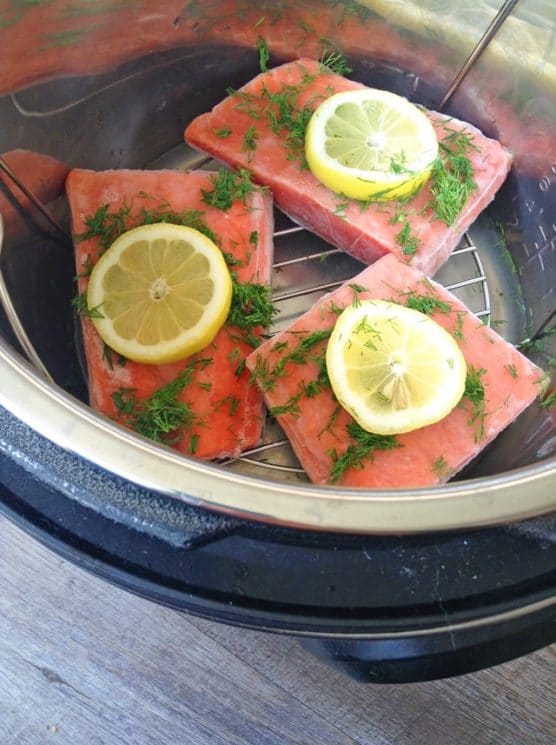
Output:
[
  {"xmin": 217, "ymin": 395, "xmax": 240, "ymax": 417},
  {"xmin": 540, "ymin": 389, "xmax": 556, "ymax": 409},
  {"xmin": 432, "ymin": 454, "xmax": 450, "ymax": 478},
  {"xmin": 389, "ymin": 151, "xmax": 412, "ymax": 175},
  {"xmin": 76, "ymin": 254, "xmax": 95, "ymax": 278},
  {"xmin": 221, "ymin": 251, "xmax": 243, "ymax": 267},
  {"xmin": 280, "ymin": 330, "xmax": 332, "ymax": 370},
  {"xmin": 319, "ymin": 49, "xmax": 352, "ymax": 76},
  {"xmin": 328, "ymin": 422, "xmax": 399, "ymax": 483},
  {"xmin": 266, "ymin": 88, "xmax": 314, "ymax": 166},
  {"xmin": 253, "ymin": 329, "xmax": 332, "ymax": 392},
  {"xmin": 389, "ymin": 209, "xmax": 421, "ymax": 258},
  {"xmin": 334, "ymin": 201, "xmax": 349, "ymax": 219},
  {"xmin": 227, "ymin": 279, "xmax": 275, "ymax": 347},
  {"xmin": 234, "ymin": 357, "xmax": 247, "ymax": 377},
  {"xmin": 257, "ymin": 35, "xmax": 270, "ymax": 73},
  {"xmin": 269, "ymin": 349, "xmax": 331, "ymax": 419},
  {"xmin": 248, "ymin": 230, "xmax": 259, "ymax": 247},
  {"xmin": 76, "ymin": 201, "xmax": 219, "ymax": 252},
  {"xmin": 242, "ymin": 125, "xmax": 259, "ymax": 161},
  {"xmin": 72, "ymin": 292, "xmax": 104, "ymax": 319},
  {"xmin": 519, "ymin": 327, "xmax": 556, "ymax": 357},
  {"xmin": 452, "ymin": 312, "xmax": 466, "ymax": 342},
  {"xmin": 405, "ymin": 294, "xmax": 452, "ymax": 315},
  {"xmin": 188, "ymin": 433, "xmax": 200, "ymax": 455},
  {"xmin": 139, "ymin": 206, "xmax": 218, "ymax": 242},
  {"xmin": 427, "ymin": 127, "xmax": 478, "ymax": 226},
  {"xmin": 463, "ymin": 365, "xmax": 487, "ymax": 442},
  {"xmin": 395, "ymin": 220, "xmax": 420, "ymax": 257},
  {"xmin": 349, "ymin": 283, "xmax": 366, "ymax": 294},
  {"xmin": 214, "ymin": 127, "xmax": 232, "ymax": 137},
  {"xmin": 229, "ymin": 70, "xmax": 323, "ymax": 167},
  {"xmin": 318, "ymin": 403, "xmax": 342, "ymax": 439},
  {"xmin": 269, "ymin": 398, "xmax": 302, "ymax": 418},
  {"xmin": 75, "ymin": 202, "xmax": 131, "ymax": 252},
  {"xmin": 112, "ymin": 366, "xmax": 198, "ymax": 444},
  {"xmin": 504, "ymin": 363, "xmax": 518, "ymax": 379},
  {"xmin": 328, "ymin": 300, "xmax": 345, "ymax": 316},
  {"xmin": 350, "ymin": 289, "xmax": 363, "ymax": 308},
  {"xmin": 201, "ymin": 168, "xmax": 261, "ymax": 210},
  {"xmin": 102, "ymin": 343, "xmax": 126, "ymax": 370}
]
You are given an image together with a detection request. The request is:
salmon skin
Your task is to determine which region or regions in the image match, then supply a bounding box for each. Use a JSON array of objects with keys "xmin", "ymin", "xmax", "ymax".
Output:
[
  {"xmin": 67, "ymin": 168, "xmax": 274, "ymax": 460},
  {"xmin": 185, "ymin": 58, "xmax": 512, "ymax": 277},
  {"xmin": 246, "ymin": 254, "xmax": 545, "ymax": 488}
]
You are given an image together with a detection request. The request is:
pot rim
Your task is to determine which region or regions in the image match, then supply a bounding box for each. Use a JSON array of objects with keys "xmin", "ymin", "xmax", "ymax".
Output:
[
  {"xmin": 0, "ymin": 344, "xmax": 556, "ymax": 534},
  {"xmin": 1, "ymin": 341, "xmax": 555, "ymax": 534}
]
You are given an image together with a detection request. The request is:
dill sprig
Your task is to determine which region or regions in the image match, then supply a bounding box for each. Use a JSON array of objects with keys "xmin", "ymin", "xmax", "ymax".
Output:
[
  {"xmin": 228, "ymin": 67, "xmax": 323, "ymax": 167},
  {"xmin": 72, "ymin": 292, "xmax": 103, "ymax": 319},
  {"xmin": 269, "ymin": 349, "xmax": 332, "ymax": 418},
  {"xmin": 75, "ymin": 202, "xmax": 131, "ymax": 251},
  {"xmin": 112, "ymin": 366, "xmax": 200, "ymax": 444},
  {"xmin": 319, "ymin": 50, "xmax": 352, "ymax": 76},
  {"xmin": 252, "ymin": 329, "xmax": 332, "ymax": 392},
  {"xmin": 504, "ymin": 363, "xmax": 518, "ymax": 379},
  {"xmin": 328, "ymin": 422, "xmax": 399, "ymax": 483},
  {"xmin": 394, "ymin": 219, "xmax": 421, "ymax": 257},
  {"xmin": 432, "ymin": 454, "xmax": 451, "ymax": 478},
  {"xmin": 75, "ymin": 202, "xmax": 218, "ymax": 250},
  {"xmin": 428, "ymin": 127, "xmax": 478, "ymax": 226},
  {"xmin": 242, "ymin": 125, "xmax": 259, "ymax": 161},
  {"xmin": 463, "ymin": 365, "xmax": 487, "ymax": 442},
  {"xmin": 201, "ymin": 168, "xmax": 261, "ymax": 210},
  {"xmin": 260, "ymin": 82, "xmax": 316, "ymax": 166},
  {"xmin": 273, "ymin": 329, "xmax": 332, "ymax": 382},
  {"xmin": 404, "ymin": 294, "xmax": 452, "ymax": 315},
  {"xmin": 138, "ymin": 206, "xmax": 218, "ymax": 242},
  {"xmin": 257, "ymin": 36, "xmax": 270, "ymax": 73},
  {"xmin": 227, "ymin": 279, "xmax": 275, "ymax": 348},
  {"xmin": 540, "ymin": 389, "xmax": 556, "ymax": 409}
]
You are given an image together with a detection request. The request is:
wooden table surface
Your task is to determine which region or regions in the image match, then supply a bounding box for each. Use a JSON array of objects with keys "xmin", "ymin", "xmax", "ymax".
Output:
[{"xmin": 1, "ymin": 514, "xmax": 554, "ymax": 745}]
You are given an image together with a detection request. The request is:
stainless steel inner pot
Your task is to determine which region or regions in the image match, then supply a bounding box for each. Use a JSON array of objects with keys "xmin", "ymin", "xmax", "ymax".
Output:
[{"xmin": 0, "ymin": 0, "xmax": 554, "ymax": 532}]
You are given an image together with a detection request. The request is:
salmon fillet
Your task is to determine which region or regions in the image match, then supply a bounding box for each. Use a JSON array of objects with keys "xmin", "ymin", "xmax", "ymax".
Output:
[
  {"xmin": 185, "ymin": 58, "xmax": 512, "ymax": 277},
  {"xmin": 0, "ymin": 149, "xmax": 69, "ymax": 241},
  {"xmin": 67, "ymin": 168, "xmax": 274, "ymax": 460},
  {"xmin": 246, "ymin": 254, "xmax": 545, "ymax": 488}
]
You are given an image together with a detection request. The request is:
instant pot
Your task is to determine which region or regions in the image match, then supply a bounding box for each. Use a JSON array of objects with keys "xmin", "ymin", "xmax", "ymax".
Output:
[{"xmin": 1, "ymin": 0, "xmax": 555, "ymax": 682}]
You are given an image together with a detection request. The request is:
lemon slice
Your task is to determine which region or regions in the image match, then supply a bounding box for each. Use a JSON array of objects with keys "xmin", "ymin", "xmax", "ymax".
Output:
[
  {"xmin": 87, "ymin": 223, "xmax": 232, "ymax": 364},
  {"xmin": 305, "ymin": 88, "xmax": 438, "ymax": 202},
  {"xmin": 326, "ymin": 300, "xmax": 466, "ymax": 434}
]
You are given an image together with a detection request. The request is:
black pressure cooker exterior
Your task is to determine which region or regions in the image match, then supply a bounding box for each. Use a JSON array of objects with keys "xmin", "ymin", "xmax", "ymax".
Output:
[{"xmin": 1, "ymin": 404, "xmax": 554, "ymax": 683}]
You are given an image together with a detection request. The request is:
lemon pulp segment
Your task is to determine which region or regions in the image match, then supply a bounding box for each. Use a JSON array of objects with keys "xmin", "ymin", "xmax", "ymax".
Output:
[
  {"xmin": 305, "ymin": 88, "xmax": 438, "ymax": 202},
  {"xmin": 87, "ymin": 223, "xmax": 232, "ymax": 364},
  {"xmin": 326, "ymin": 300, "xmax": 466, "ymax": 435}
]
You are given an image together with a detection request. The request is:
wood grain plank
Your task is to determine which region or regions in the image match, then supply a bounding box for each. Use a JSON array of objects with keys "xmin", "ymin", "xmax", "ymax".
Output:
[
  {"xmin": 0, "ymin": 518, "xmax": 356, "ymax": 745},
  {"xmin": 0, "ymin": 514, "xmax": 554, "ymax": 745},
  {"xmin": 187, "ymin": 615, "xmax": 556, "ymax": 745}
]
